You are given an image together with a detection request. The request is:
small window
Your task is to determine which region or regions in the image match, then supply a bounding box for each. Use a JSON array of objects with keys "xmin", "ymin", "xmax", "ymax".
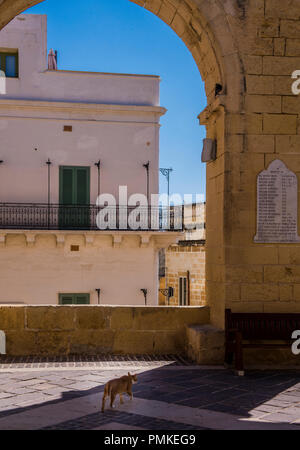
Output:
[
  {"xmin": 59, "ymin": 293, "xmax": 90, "ymax": 305},
  {"xmin": 0, "ymin": 50, "xmax": 18, "ymax": 78}
]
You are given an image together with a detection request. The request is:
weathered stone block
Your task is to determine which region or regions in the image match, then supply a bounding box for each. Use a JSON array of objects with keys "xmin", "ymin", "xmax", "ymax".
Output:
[
  {"xmin": 281, "ymin": 20, "xmax": 300, "ymax": 38},
  {"xmin": 279, "ymin": 284, "xmax": 293, "ymax": 302},
  {"xmin": 113, "ymin": 330, "xmax": 154, "ymax": 354},
  {"xmin": 282, "ymin": 96, "xmax": 300, "ymax": 114},
  {"xmin": 241, "ymin": 284, "xmax": 279, "ymax": 302},
  {"xmin": 185, "ymin": 325, "xmax": 225, "ymax": 365},
  {"xmin": 274, "ymin": 38, "xmax": 286, "ymax": 56},
  {"xmin": 259, "ymin": 19, "xmax": 279, "ymax": 37},
  {"xmin": 264, "ymin": 265, "xmax": 300, "ymax": 283},
  {"xmin": 153, "ymin": 331, "xmax": 184, "ymax": 353},
  {"xmin": 135, "ymin": 306, "xmax": 209, "ymax": 331},
  {"xmin": 263, "ymin": 114, "xmax": 297, "ymax": 134},
  {"xmin": 26, "ymin": 306, "xmax": 76, "ymax": 331},
  {"xmin": 246, "ymin": 75, "xmax": 274, "ymax": 95},
  {"xmin": 276, "ymin": 135, "xmax": 300, "ymax": 153},
  {"xmin": 5, "ymin": 330, "xmax": 36, "ymax": 356},
  {"xmin": 274, "ymin": 76, "xmax": 293, "ymax": 95},
  {"xmin": 247, "ymin": 134, "xmax": 275, "ymax": 153},
  {"xmin": 75, "ymin": 306, "xmax": 109, "ymax": 330},
  {"xmin": 110, "ymin": 307, "xmax": 136, "ymax": 330},
  {"xmin": 34, "ymin": 331, "xmax": 71, "ymax": 356},
  {"xmin": 70, "ymin": 330, "xmax": 115, "ymax": 354},
  {"xmin": 263, "ymin": 56, "xmax": 300, "ymax": 75},
  {"xmin": 0, "ymin": 306, "xmax": 25, "ymax": 330},
  {"xmin": 244, "ymin": 55, "xmax": 263, "ymax": 74},
  {"xmin": 265, "ymin": 0, "xmax": 300, "ymax": 19},
  {"xmin": 226, "ymin": 266, "xmax": 263, "ymax": 283},
  {"xmin": 245, "ymin": 95, "xmax": 281, "ymax": 113},
  {"xmin": 286, "ymin": 38, "xmax": 300, "ymax": 56}
]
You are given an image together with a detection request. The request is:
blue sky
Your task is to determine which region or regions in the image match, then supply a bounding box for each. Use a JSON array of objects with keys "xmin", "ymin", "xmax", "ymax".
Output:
[{"xmin": 25, "ymin": 0, "xmax": 207, "ymax": 199}]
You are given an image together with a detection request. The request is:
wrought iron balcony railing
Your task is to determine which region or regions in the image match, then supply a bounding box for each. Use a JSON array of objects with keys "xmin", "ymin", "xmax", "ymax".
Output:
[{"xmin": 0, "ymin": 203, "xmax": 184, "ymax": 232}]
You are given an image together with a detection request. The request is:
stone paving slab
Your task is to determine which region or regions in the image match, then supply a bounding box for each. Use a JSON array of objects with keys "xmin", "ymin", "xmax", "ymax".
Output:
[{"xmin": 0, "ymin": 363, "xmax": 299, "ymax": 429}]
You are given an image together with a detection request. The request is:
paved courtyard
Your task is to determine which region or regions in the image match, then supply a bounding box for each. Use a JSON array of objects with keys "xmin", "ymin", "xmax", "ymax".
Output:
[{"xmin": 0, "ymin": 357, "xmax": 300, "ymax": 430}]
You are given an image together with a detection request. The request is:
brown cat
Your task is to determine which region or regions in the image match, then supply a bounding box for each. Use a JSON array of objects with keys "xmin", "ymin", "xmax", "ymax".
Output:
[{"xmin": 101, "ymin": 372, "xmax": 138, "ymax": 412}]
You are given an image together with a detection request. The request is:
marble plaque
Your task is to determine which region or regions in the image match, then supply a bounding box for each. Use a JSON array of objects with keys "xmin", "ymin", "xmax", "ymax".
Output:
[{"xmin": 254, "ymin": 160, "xmax": 300, "ymax": 243}]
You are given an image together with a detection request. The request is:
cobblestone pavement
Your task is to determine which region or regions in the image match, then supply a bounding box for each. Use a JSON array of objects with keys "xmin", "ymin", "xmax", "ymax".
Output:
[{"xmin": 0, "ymin": 358, "xmax": 300, "ymax": 429}]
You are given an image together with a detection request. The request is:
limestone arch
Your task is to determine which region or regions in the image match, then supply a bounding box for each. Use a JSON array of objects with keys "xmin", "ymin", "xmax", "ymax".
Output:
[
  {"xmin": 0, "ymin": 0, "xmax": 243, "ymax": 111},
  {"xmin": 0, "ymin": 0, "xmax": 246, "ymax": 328}
]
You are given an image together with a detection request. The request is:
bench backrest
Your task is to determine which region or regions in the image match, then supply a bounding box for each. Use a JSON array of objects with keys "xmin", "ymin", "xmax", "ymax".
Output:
[{"xmin": 225, "ymin": 309, "xmax": 300, "ymax": 340}]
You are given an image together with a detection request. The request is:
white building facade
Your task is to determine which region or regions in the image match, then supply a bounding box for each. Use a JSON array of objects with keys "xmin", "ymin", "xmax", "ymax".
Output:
[{"xmin": 0, "ymin": 14, "xmax": 181, "ymax": 306}]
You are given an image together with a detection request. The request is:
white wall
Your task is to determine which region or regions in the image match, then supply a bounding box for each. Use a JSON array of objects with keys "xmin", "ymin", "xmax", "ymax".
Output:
[
  {"xmin": 0, "ymin": 234, "xmax": 158, "ymax": 305},
  {"xmin": 0, "ymin": 14, "xmax": 170, "ymax": 307},
  {"xmin": 0, "ymin": 15, "xmax": 160, "ymax": 106},
  {"xmin": 0, "ymin": 14, "xmax": 165, "ymax": 204},
  {"xmin": 0, "ymin": 106, "xmax": 161, "ymax": 203}
]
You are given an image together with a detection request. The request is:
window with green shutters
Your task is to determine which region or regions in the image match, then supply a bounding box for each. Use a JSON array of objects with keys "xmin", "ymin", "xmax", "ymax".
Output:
[
  {"xmin": 0, "ymin": 50, "xmax": 19, "ymax": 78},
  {"xmin": 59, "ymin": 166, "xmax": 90, "ymax": 229},
  {"xmin": 59, "ymin": 166, "xmax": 90, "ymax": 206},
  {"xmin": 59, "ymin": 293, "xmax": 90, "ymax": 305}
]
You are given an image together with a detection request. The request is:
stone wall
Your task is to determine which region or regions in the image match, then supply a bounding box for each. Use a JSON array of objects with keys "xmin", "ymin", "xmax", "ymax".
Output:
[
  {"xmin": 2, "ymin": 0, "xmax": 300, "ymax": 336},
  {"xmin": 164, "ymin": 243, "xmax": 206, "ymax": 306},
  {"xmin": 0, "ymin": 232, "xmax": 176, "ymax": 306},
  {"xmin": 0, "ymin": 305, "xmax": 210, "ymax": 356}
]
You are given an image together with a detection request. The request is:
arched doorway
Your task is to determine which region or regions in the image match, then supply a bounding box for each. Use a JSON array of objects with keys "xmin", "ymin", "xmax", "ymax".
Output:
[{"xmin": 0, "ymin": 0, "xmax": 245, "ymax": 329}]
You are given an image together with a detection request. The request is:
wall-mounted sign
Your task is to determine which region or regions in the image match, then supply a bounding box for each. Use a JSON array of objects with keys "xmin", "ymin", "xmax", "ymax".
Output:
[{"xmin": 254, "ymin": 159, "xmax": 300, "ymax": 243}]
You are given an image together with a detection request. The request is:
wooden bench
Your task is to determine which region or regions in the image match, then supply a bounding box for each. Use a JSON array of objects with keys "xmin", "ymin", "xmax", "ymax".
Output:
[{"xmin": 225, "ymin": 309, "xmax": 300, "ymax": 375}]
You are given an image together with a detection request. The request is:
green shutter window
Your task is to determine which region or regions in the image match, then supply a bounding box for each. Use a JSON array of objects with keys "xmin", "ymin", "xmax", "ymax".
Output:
[
  {"xmin": 75, "ymin": 294, "xmax": 90, "ymax": 305},
  {"xmin": 59, "ymin": 166, "xmax": 90, "ymax": 206},
  {"xmin": 76, "ymin": 168, "xmax": 89, "ymax": 205},
  {"xmin": 59, "ymin": 293, "xmax": 90, "ymax": 305},
  {"xmin": 59, "ymin": 166, "xmax": 90, "ymax": 229},
  {"xmin": 61, "ymin": 168, "xmax": 74, "ymax": 205},
  {"xmin": 0, "ymin": 51, "xmax": 19, "ymax": 78}
]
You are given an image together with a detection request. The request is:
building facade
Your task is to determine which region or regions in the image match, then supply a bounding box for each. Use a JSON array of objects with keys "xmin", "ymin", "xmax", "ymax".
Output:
[
  {"xmin": 159, "ymin": 203, "xmax": 206, "ymax": 306},
  {"xmin": 0, "ymin": 14, "xmax": 180, "ymax": 306}
]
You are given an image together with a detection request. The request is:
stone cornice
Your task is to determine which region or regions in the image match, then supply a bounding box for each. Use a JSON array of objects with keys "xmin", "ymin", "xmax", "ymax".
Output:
[{"xmin": 0, "ymin": 98, "xmax": 167, "ymax": 117}]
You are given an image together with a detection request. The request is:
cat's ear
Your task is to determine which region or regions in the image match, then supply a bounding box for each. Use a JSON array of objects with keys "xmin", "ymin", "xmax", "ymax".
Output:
[{"xmin": 128, "ymin": 372, "xmax": 131, "ymax": 377}]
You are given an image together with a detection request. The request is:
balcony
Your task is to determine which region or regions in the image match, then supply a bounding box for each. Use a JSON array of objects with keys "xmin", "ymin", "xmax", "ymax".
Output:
[{"xmin": 0, "ymin": 203, "xmax": 184, "ymax": 232}]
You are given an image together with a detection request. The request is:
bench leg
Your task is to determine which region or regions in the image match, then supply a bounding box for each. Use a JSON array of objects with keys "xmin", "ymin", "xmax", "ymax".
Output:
[{"xmin": 235, "ymin": 331, "xmax": 244, "ymax": 376}]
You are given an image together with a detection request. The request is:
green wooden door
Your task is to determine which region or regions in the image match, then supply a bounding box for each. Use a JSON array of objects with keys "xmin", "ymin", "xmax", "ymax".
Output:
[
  {"xmin": 59, "ymin": 293, "xmax": 90, "ymax": 305},
  {"xmin": 59, "ymin": 166, "xmax": 90, "ymax": 228}
]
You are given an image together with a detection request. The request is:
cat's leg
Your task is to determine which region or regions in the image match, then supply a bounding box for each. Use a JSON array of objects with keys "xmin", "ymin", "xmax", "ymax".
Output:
[
  {"xmin": 127, "ymin": 390, "xmax": 133, "ymax": 400},
  {"xmin": 110, "ymin": 392, "xmax": 116, "ymax": 409},
  {"xmin": 119, "ymin": 393, "xmax": 124, "ymax": 405},
  {"xmin": 101, "ymin": 393, "xmax": 107, "ymax": 413}
]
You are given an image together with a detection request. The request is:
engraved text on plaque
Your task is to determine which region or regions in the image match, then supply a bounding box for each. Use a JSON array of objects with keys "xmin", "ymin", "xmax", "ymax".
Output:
[{"xmin": 254, "ymin": 160, "xmax": 300, "ymax": 243}]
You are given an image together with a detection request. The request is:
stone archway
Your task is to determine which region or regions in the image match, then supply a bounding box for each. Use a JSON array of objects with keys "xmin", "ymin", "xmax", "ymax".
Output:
[{"xmin": 0, "ymin": 0, "xmax": 263, "ymax": 332}]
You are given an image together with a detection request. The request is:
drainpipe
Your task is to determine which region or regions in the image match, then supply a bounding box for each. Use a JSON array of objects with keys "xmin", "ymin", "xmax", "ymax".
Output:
[
  {"xmin": 187, "ymin": 270, "xmax": 191, "ymax": 306},
  {"xmin": 0, "ymin": 331, "xmax": 6, "ymax": 355},
  {"xmin": 46, "ymin": 159, "xmax": 52, "ymax": 229},
  {"xmin": 94, "ymin": 160, "xmax": 101, "ymax": 198},
  {"xmin": 143, "ymin": 161, "xmax": 150, "ymax": 204}
]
